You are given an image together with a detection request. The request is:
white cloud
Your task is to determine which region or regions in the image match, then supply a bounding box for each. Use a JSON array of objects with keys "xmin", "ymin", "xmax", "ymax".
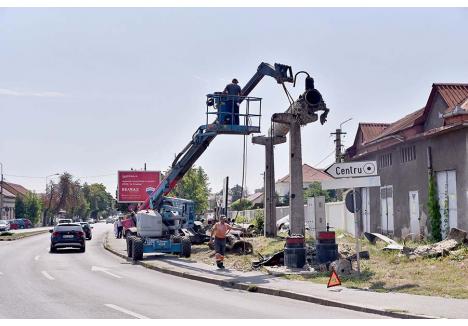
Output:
[{"xmin": 0, "ymin": 88, "xmax": 65, "ymax": 98}]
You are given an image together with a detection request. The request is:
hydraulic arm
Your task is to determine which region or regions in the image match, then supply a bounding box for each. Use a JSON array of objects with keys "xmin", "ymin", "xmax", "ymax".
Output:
[{"xmin": 138, "ymin": 62, "xmax": 294, "ymax": 211}]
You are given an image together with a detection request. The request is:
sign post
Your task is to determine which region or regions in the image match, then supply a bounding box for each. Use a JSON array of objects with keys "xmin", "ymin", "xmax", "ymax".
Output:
[{"xmin": 323, "ymin": 161, "xmax": 379, "ymax": 277}]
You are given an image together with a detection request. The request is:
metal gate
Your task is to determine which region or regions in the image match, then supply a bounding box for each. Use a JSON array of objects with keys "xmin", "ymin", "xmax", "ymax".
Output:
[
  {"xmin": 436, "ymin": 170, "xmax": 458, "ymax": 238},
  {"xmin": 380, "ymin": 185, "xmax": 394, "ymax": 235}
]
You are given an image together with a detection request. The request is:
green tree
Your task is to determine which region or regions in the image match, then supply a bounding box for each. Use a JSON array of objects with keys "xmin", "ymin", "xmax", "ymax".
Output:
[
  {"xmin": 230, "ymin": 198, "xmax": 252, "ymax": 211},
  {"xmin": 83, "ymin": 183, "xmax": 114, "ymax": 219},
  {"xmin": 230, "ymin": 184, "xmax": 246, "ymax": 203},
  {"xmin": 428, "ymin": 174, "xmax": 442, "ymax": 242},
  {"xmin": 15, "ymin": 197, "xmax": 26, "ymax": 219},
  {"xmin": 170, "ymin": 165, "xmax": 210, "ymax": 214},
  {"xmin": 303, "ymin": 181, "xmax": 334, "ymax": 202},
  {"xmin": 23, "ymin": 191, "xmax": 43, "ymax": 225}
]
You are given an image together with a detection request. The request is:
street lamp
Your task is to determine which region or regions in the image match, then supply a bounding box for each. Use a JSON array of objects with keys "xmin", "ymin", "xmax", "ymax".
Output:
[
  {"xmin": 43, "ymin": 173, "xmax": 60, "ymax": 226},
  {"xmin": 0, "ymin": 162, "xmax": 3, "ymax": 220}
]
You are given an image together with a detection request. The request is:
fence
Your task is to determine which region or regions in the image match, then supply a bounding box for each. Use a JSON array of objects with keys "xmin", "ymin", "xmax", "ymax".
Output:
[{"xmin": 227, "ymin": 200, "xmax": 356, "ymax": 236}]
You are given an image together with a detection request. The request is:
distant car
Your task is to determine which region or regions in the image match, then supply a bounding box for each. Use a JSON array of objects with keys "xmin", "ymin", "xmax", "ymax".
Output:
[
  {"xmin": 57, "ymin": 218, "xmax": 73, "ymax": 225},
  {"xmin": 78, "ymin": 222, "xmax": 93, "ymax": 240},
  {"xmin": 0, "ymin": 220, "xmax": 10, "ymax": 231},
  {"xmin": 19, "ymin": 218, "xmax": 32, "ymax": 229},
  {"xmin": 7, "ymin": 219, "xmax": 21, "ymax": 230},
  {"xmin": 49, "ymin": 223, "xmax": 86, "ymax": 253},
  {"xmin": 106, "ymin": 217, "xmax": 115, "ymax": 224},
  {"xmin": 87, "ymin": 218, "xmax": 95, "ymax": 224}
]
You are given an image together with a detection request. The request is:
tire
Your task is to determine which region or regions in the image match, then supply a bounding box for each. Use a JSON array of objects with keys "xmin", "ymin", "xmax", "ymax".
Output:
[
  {"xmin": 180, "ymin": 236, "xmax": 191, "ymax": 258},
  {"xmin": 79, "ymin": 246, "xmax": 86, "ymax": 253},
  {"xmin": 50, "ymin": 245, "xmax": 56, "ymax": 253},
  {"xmin": 126, "ymin": 236, "xmax": 134, "ymax": 258},
  {"xmin": 132, "ymin": 237, "xmax": 144, "ymax": 261},
  {"xmin": 170, "ymin": 235, "xmax": 182, "ymax": 243}
]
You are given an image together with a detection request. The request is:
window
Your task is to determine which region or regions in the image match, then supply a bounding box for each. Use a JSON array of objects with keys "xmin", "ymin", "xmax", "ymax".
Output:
[
  {"xmin": 401, "ymin": 145, "xmax": 416, "ymax": 163},
  {"xmin": 379, "ymin": 153, "xmax": 393, "ymax": 168}
]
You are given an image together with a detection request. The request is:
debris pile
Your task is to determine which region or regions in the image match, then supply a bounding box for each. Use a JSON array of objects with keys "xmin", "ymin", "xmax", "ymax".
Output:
[{"xmin": 402, "ymin": 228, "xmax": 467, "ymax": 259}]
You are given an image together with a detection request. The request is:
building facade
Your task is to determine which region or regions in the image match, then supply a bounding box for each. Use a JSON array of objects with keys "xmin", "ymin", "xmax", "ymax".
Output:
[
  {"xmin": 276, "ymin": 164, "xmax": 332, "ymax": 197},
  {"xmin": 346, "ymin": 84, "xmax": 468, "ymax": 239}
]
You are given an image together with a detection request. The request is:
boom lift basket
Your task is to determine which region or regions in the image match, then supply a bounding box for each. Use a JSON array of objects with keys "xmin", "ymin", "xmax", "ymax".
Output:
[{"xmin": 205, "ymin": 93, "xmax": 262, "ymax": 135}]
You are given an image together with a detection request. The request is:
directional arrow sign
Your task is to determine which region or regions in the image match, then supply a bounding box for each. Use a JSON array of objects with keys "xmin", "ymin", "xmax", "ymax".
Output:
[{"xmin": 325, "ymin": 161, "xmax": 377, "ymax": 179}]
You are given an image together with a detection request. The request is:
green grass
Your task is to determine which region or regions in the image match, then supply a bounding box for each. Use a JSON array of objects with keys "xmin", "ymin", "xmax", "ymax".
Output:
[{"xmin": 0, "ymin": 230, "xmax": 49, "ymax": 241}]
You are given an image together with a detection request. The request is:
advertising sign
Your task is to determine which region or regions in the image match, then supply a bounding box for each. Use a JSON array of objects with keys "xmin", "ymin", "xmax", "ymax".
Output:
[{"xmin": 117, "ymin": 171, "xmax": 161, "ymax": 203}]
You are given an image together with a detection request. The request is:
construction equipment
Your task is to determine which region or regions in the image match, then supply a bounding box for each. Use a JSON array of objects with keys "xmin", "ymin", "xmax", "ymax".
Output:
[{"xmin": 126, "ymin": 62, "xmax": 294, "ymax": 261}]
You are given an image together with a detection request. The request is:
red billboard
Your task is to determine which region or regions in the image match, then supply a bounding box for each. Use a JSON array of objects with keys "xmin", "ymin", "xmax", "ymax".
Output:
[{"xmin": 117, "ymin": 171, "xmax": 161, "ymax": 203}]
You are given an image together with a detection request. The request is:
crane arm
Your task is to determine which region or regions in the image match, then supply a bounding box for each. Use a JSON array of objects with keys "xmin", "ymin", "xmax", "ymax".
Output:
[{"xmin": 139, "ymin": 62, "xmax": 294, "ymax": 211}]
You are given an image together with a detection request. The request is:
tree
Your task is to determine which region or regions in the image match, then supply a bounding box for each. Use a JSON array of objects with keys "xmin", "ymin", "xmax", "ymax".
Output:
[
  {"xmin": 23, "ymin": 191, "xmax": 43, "ymax": 225},
  {"xmin": 230, "ymin": 198, "xmax": 252, "ymax": 211},
  {"xmin": 303, "ymin": 181, "xmax": 334, "ymax": 202},
  {"xmin": 169, "ymin": 165, "xmax": 210, "ymax": 214},
  {"xmin": 230, "ymin": 184, "xmax": 247, "ymax": 203},
  {"xmin": 83, "ymin": 183, "xmax": 114, "ymax": 219},
  {"xmin": 15, "ymin": 197, "xmax": 26, "ymax": 219},
  {"xmin": 428, "ymin": 174, "xmax": 442, "ymax": 242}
]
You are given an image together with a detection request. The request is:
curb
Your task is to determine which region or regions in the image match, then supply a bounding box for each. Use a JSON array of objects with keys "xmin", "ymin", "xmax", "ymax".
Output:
[
  {"xmin": 103, "ymin": 235, "xmax": 435, "ymax": 319},
  {"xmin": 0, "ymin": 230, "xmax": 49, "ymax": 241}
]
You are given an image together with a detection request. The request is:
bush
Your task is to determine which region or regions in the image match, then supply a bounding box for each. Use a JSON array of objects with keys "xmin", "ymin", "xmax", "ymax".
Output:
[
  {"xmin": 428, "ymin": 174, "xmax": 442, "ymax": 242},
  {"xmin": 252, "ymin": 210, "xmax": 264, "ymax": 234},
  {"xmin": 235, "ymin": 215, "xmax": 247, "ymax": 224}
]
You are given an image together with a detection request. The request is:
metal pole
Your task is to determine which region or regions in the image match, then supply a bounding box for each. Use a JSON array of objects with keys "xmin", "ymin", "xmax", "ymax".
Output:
[
  {"xmin": 0, "ymin": 162, "xmax": 3, "ymax": 220},
  {"xmin": 352, "ymin": 187, "xmax": 361, "ymax": 275}
]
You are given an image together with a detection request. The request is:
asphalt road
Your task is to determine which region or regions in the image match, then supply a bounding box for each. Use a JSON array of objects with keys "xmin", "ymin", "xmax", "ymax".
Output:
[{"xmin": 0, "ymin": 224, "xmax": 385, "ymax": 319}]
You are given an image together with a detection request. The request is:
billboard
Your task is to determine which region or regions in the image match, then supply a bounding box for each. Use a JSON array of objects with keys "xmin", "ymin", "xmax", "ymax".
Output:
[{"xmin": 117, "ymin": 171, "xmax": 161, "ymax": 203}]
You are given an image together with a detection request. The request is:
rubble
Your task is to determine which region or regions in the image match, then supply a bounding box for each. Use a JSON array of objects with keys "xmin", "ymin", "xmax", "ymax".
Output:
[
  {"xmin": 402, "ymin": 228, "xmax": 467, "ymax": 259},
  {"xmin": 264, "ymin": 265, "xmax": 317, "ymax": 278},
  {"xmin": 252, "ymin": 250, "xmax": 284, "ymax": 268},
  {"xmin": 329, "ymin": 259, "xmax": 352, "ymax": 275},
  {"xmin": 364, "ymin": 232, "xmax": 403, "ymax": 250}
]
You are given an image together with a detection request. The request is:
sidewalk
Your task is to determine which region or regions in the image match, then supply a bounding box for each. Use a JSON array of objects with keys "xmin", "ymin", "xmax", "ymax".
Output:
[{"xmin": 105, "ymin": 233, "xmax": 468, "ymax": 319}]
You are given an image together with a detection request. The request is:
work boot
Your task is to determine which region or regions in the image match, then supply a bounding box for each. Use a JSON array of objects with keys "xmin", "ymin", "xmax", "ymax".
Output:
[{"xmin": 216, "ymin": 261, "xmax": 224, "ymax": 269}]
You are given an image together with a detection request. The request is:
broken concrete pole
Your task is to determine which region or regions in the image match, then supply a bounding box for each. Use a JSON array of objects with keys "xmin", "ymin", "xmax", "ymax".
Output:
[
  {"xmin": 407, "ymin": 239, "xmax": 460, "ymax": 258},
  {"xmin": 447, "ymin": 228, "xmax": 467, "ymax": 244}
]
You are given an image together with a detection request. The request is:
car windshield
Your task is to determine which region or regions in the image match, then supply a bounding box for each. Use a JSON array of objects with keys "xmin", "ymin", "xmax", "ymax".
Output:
[{"xmin": 55, "ymin": 225, "xmax": 83, "ymax": 232}]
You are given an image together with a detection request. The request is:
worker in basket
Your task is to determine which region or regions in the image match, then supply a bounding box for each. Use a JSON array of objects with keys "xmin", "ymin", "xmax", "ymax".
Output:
[
  {"xmin": 220, "ymin": 78, "xmax": 241, "ymax": 125},
  {"xmin": 209, "ymin": 215, "xmax": 239, "ymax": 269}
]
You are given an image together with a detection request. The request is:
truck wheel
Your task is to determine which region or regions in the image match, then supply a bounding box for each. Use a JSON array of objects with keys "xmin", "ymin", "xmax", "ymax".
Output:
[
  {"xmin": 180, "ymin": 237, "xmax": 191, "ymax": 258},
  {"xmin": 170, "ymin": 235, "xmax": 182, "ymax": 243},
  {"xmin": 126, "ymin": 236, "xmax": 134, "ymax": 258},
  {"xmin": 132, "ymin": 237, "xmax": 144, "ymax": 261}
]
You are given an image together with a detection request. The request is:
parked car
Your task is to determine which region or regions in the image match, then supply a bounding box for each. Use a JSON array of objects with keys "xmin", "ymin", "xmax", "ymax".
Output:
[
  {"xmin": 78, "ymin": 222, "xmax": 93, "ymax": 240},
  {"xmin": 6, "ymin": 219, "xmax": 20, "ymax": 230},
  {"xmin": 87, "ymin": 218, "xmax": 95, "ymax": 224},
  {"xmin": 19, "ymin": 218, "xmax": 32, "ymax": 229},
  {"xmin": 49, "ymin": 223, "xmax": 86, "ymax": 253},
  {"xmin": 0, "ymin": 220, "xmax": 10, "ymax": 231}
]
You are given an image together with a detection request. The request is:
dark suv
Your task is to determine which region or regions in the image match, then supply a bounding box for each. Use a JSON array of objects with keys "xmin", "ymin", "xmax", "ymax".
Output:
[
  {"xmin": 49, "ymin": 223, "xmax": 86, "ymax": 253},
  {"xmin": 78, "ymin": 222, "xmax": 93, "ymax": 240}
]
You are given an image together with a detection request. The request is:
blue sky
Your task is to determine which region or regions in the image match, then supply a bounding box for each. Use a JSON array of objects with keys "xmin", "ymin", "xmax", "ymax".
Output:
[{"xmin": 1, "ymin": 8, "xmax": 467, "ymax": 196}]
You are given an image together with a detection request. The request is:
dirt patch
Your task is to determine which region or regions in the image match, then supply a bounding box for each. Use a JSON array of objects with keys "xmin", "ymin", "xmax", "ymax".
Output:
[{"xmin": 0, "ymin": 230, "xmax": 49, "ymax": 241}]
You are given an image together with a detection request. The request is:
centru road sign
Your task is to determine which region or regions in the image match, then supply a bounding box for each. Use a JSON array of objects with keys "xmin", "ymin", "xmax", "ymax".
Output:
[{"xmin": 325, "ymin": 161, "xmax": 377, "ymax": 178}]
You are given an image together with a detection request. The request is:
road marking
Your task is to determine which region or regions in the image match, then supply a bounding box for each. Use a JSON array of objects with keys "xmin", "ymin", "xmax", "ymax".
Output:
[
  {"xmin": 34, "ymin": 255, "xmax": 40, "ymax": 261},
  {"xmin": 41, "ymin": 271, "xmax": 55, "ymax": 280},
  {"xmin": 0, "ymin": 271, "xmax": 3, "ymax": 276},
  {"xmin": 104, "ymin": 304, "xmax": 149, "ymax": 319},
  {"xmin": 91, "ymin": 266, "xmax": 122, "ymax": 279}
]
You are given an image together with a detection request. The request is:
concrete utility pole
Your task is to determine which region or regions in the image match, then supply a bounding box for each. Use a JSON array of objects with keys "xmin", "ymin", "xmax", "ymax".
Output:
[
  {"xmin": 331, "ymin": 118, "xmax": 351, "ymax": 201},
  {"xmin": 272, "ymin": 112, "xmax": 306, "ymax": 235},
  {"xmin": 252, "ymin": 135, "xmax": 286, "ymax": 237}
]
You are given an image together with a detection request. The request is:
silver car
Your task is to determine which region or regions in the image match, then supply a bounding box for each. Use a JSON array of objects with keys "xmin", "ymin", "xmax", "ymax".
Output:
[{"xmin": 0, "ymin": 220, "xmax": 10, "ymax": 231}]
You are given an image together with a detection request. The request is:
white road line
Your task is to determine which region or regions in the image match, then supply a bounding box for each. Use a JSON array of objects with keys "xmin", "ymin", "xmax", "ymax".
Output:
[
  {"xmin": 0, "ymin": 271, "xmax": 3, "ymax": 276},
  {"xmin": 34, "ymin": 255, "xmax": 40, "ymax": 261},
  {"xmin": 104, "ymin": 304, "xmax": 149, "ymax": 319},
  {"xmin": 91, "ymin": 266, "xmax": 122, "ymax": 279},
  {"xmin": 41, "ymin": 271, "xmax": 55, "ymax": 280}
]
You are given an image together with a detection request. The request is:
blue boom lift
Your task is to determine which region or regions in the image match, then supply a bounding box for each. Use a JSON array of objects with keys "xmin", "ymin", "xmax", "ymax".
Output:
[{"xmin": 126, "ymin": 63, "xmax": 295, "ymax": 261}]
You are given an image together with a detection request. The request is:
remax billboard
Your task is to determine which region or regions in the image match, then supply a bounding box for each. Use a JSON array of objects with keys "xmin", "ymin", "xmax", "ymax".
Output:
[{"xmin": 117, "ymin": 171, "xmax": 161, "ymax": 203}]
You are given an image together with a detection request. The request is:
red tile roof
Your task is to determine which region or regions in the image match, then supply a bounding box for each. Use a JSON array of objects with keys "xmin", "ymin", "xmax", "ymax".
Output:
[
  {"xmin": 367, "ymin": 108, "xmax": 425, "ymax": 143},
  {"xmin": 277, "ymin": 164, "xmax": 331, "ymax": 183},
  {"xmin": 359, "ymin": 123, "xmax": 390, "ymax": 144},
  {"xmin": 2, "ymin": 182, "xmax": 29, "ymax": 197}
]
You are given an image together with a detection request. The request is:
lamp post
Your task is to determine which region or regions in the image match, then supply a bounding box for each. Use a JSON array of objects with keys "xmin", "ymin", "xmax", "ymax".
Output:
[
  {"xmin": 43, "ymin": 173, "xmax": 60, "ymax": 226},
  {"xmin": 0, "ymin": 162, "xmax": 3, "ymax": 220}
]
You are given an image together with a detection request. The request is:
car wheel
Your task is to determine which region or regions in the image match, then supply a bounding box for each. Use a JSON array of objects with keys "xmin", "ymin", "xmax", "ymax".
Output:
[
  {"xmin": 50, "ymin": 245, "xmax": 56, "ymax": 253},
  {"xmin": 79, "ymin": 246, "xmax": 86, "ymax": 253}
]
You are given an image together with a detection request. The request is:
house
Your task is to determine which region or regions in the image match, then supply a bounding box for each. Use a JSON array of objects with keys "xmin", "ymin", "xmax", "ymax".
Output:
[
  {"xmin": 276, "ymin": 163, "xmax": 332, "ymax": 197},
  {"xmin": 0, "ymin": 188, "xmax": 16, "ymax": 220},
  {"xmin": 246, "ymin": 192, "xmax": 264, "ymax": 208},
  {"xmin": 346, "ymin": 83, "xmax": 468, "ymax": 239},
  {"xmin": 0, "ymin": 181, "xmax": 29, "ymax": 199}
]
